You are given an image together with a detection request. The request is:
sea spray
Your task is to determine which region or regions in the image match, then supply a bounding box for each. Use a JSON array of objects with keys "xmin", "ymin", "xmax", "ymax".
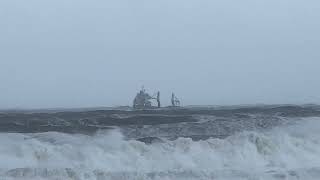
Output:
[{"xmin": 1, "ymin": 118, "xmax": 320, "ymax": 179}]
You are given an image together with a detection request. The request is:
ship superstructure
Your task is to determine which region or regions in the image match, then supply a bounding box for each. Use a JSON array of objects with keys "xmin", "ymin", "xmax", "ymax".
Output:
[{"xmin": 133, "ymin": 87, "xmax": 160, "ymax": 109}]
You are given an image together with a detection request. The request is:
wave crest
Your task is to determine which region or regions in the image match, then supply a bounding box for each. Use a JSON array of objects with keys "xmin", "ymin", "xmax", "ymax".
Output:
[{"xmin": 1, "ymin": 118, "xmax": 320, "ymax": 179}]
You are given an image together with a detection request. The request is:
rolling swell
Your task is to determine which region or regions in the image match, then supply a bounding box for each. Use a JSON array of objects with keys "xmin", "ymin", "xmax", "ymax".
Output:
[
  {"xmin": 1, "ymin": 105, "xmax": 319, "ymax": 141},
  {"xmin": 1, "ymin": 105, "xmax": 320, "ymax": 179}
]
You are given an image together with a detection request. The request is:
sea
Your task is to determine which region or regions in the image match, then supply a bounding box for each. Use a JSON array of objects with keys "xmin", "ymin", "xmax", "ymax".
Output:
[{"xmin": 0, "ymin": 105, "xmax": 320, "ymax": 180}]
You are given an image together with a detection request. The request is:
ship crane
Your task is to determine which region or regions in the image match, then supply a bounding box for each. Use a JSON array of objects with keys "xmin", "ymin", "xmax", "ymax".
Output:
[
  {"xmin": 151, "ymin": 91, "xmax": 161, "ymax": 108},
  {"xmin": 171, "ymin": 93, "xmax": 181, "ymax": 107}
]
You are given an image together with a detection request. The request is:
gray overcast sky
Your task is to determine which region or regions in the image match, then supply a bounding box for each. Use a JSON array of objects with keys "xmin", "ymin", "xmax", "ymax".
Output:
[{"xmin": 0, "ymin": 0, "xmax": 319, "ymax": 108}]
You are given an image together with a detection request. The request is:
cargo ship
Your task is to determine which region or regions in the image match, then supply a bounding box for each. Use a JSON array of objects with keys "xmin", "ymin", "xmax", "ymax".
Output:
[{"xmin": 133, "ymin": 87, "xmax": 180, "ymax": 109}]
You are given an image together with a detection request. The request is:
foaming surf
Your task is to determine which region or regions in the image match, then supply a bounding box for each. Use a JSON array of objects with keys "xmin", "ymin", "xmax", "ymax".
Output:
[{"xmin": 0, "ymin": 117, "xmax": 320, "ymax": 180}]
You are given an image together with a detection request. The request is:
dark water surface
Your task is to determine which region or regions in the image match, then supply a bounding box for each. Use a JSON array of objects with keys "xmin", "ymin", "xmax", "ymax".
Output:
[
  {"xmin": 1, "ymin": 105, "xmax": 320, "ymax": 180},
  {"xmin": 1, "ymin": 105, "xmax": 320, "ymax": 140}
]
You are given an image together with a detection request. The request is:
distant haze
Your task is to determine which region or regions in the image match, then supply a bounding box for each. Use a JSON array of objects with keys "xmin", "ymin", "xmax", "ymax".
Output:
[{"xmin": 0, "ymin": 0, "xmax": 319, "ymax": 108}]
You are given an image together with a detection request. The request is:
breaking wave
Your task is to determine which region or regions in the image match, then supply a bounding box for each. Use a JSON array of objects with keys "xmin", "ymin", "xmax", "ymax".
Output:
[{"xmin": 1, "ymin": 117, "xmax": 320, "ymax": 180}]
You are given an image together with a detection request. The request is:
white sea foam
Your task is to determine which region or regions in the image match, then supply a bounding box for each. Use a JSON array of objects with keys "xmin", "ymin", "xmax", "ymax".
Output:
[{"xmin": 1, "ymin": 117, "xmax": 320, "ymax": 180}]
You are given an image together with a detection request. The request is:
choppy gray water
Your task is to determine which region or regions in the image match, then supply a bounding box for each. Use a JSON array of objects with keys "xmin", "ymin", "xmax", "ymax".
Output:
[{"xmin": 1, "ymin": 105, "xmax": 320, "ymax": 180}]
